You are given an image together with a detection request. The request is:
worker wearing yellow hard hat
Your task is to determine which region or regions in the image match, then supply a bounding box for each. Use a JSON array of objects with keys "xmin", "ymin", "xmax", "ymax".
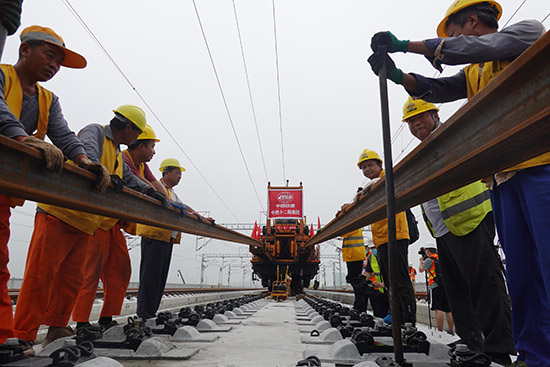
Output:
[
  {"xmin": 367, "ymin": 1, "xmax": 548, "ymax": 363},
  {"xmin": 402, "ymin": 97, "xmax": 514, "ymax": 363},
  {"xmin": 135, "ymin": 157, "xmax": 201, "ymax": 319},
  {"xmin": 342, "ymin": 148, "xmax": 415, "ymax": 326},
  {"xmin": 67, "ymin": 107, "xmax": 167, "ymax": 337},
  {"xmin": 122, "ymin": 124, "xmax": 163, "ymax": 195}
]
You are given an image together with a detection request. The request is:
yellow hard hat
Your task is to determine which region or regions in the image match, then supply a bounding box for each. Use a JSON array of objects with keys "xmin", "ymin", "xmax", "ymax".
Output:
[
  {"xmin": 357, "ymin": 149, "xmax": 382, "ymax": 168},
  {"xmin": 113, "ymin": 105, "xmax": 147, "ymax": 132},
  {"xmin": 137, "ymin": 124, "xmax": 160, "ymax": 142},
  {"xmin": 437, "ymin": 0, "xmax": 502, "ymax": 37},
  {"xmin": 402, "ymin": 97, "xmax": 439, "ymax": 122},
  {"xmin": 159, "ymin": 158, "xmax": 186, "ymax": 173}
]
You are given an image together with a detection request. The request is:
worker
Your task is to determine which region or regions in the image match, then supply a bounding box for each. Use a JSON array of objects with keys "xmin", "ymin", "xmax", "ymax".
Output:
[
  {"xmin": 13, "ymin": 105, "xmax": 163, "ymax": 348},
  {"xmin": 1, "ymin": 25, "xmax": 109, "ymax": 352},
  {"xmin": 342, "ymin": 149, "xmax": 416, "ymax": 326},
  {"xmin": 69, "ymin": 107, "xmax": 168, "ymax": 332},
  {"xmin": 363, "ymin": 245, "xmax": 389, "ymax": 318},
  {"xmin": 136, "ymin": 158, "xmax": 191, "ymax": 319},
  {"xmin": 368, "ymin": 1, "xmax": 547, "ymax": 363},
  {"xmin": 341, "ymin": 228, "xmax": 368, "ymax": 312},
  {"xmin": 399, "ymin": 97, "xmax": 515, "ymax": 363},
  {"xmin": 408, "ymin": 264, "xmax": 416, "ymax": 294},
  {"xmin": 121, "ymin": 124, "xmax": 165, "ymax": 195},
  {"xmin": 418, "ymin": 247, "xmax": 454, "ymax": 333}
]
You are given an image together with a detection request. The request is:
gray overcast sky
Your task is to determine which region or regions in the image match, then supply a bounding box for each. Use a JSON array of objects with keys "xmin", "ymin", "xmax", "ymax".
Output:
[{"xmin": 4, "ymin": 0, "xmax": 549, "ymax": 286}]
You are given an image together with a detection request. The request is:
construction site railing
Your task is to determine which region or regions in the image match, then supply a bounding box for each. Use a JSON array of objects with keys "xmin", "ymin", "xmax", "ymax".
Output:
[
  {"xmin": 0, "ymin": 136, "xmax": 263, "ymax": 248},
  {"xmin": 306, "ymin": 31, "xmax": 550, "ymax": 246}
]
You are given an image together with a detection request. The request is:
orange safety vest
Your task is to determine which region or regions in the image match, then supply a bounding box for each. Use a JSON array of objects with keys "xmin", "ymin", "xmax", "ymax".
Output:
[
  {"xmin": 427, "ymin": 254, "xmax": 439, "ymax": 286},
  {"xmin": 1, "ymin": 64, "xmax": 53, "ymax": 207},
  {"xmin": 409, "ymin": 266, "xmax": 416, "ymax": 282}
]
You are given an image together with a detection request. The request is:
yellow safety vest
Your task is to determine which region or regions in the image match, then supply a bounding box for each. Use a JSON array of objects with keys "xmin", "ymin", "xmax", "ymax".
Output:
[
  {"xmin": 371, "ymin": 170, "xmax": 410, "ymax": 246},
  {"xmin": 39, "ymin": 127, "xmax": 123, "ymax": 235},
  {"xmin": 1, "ymin": 64, "xmax": 53, "ymax": 207},
  {"xmin": 423, "ymin": 180, "xmax": 492, "ymax": 237},
  {"xmin": 136, "ymin": 182, "xmax": 181, "ymax": 244},
  {"xmin": 342, "ymin": 228, "xmax": 366, "ymax": 262},
  {"xmin": 119, "ymin": 150, "xmax": 145, "ymax": 235},
  {"xmin": 464, "ymin": 61, "xmax": 550, "ymax": 171},
  {"xmin": 368, "ymin": 252, "xmax": 385, "ymax": 293}
]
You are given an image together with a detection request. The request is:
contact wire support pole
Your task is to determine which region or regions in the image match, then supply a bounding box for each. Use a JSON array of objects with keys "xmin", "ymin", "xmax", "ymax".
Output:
[{"xmin": 377, "ymin": 45, "xmax": 405, "ymax": 364}]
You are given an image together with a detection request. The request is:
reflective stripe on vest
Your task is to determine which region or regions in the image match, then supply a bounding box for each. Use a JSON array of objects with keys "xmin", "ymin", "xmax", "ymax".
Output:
[
  {"xmin": 369, "ymin": 253, "xmax": 384, "ymax": 293},
  {"xmin": 464, "ymin": 60, "xmax": 550, "ymax": 172},
  {"xmin": 427, "ymin": 254, "xmax": 438, "ymax": 286},
  {"xmin": 440, "ymin": 189, "xmax": 490, "ymax": 220},
  {"xmin": 342, "ymin": 229, "xmax": 366, "ymax": 262},
  {"xmin": 39, "ymin": 127, "xmax": 123, "ymax": 235},
  {"xmin": 1, "ymin": 64, "xmax": 53, "ymax": 208},
  {"xmin": 424, "ymin": 181, "xmax": 492, "ymax": 237}
]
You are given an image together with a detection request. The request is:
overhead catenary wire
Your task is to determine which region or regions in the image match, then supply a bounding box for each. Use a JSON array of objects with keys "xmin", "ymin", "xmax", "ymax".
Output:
[
  {"xmin": 61, "ymin": 0, "xmax": 241, "ymax": 221},
  {"xmin": 189, "ymin": 0, "xmax": 265, "ymax": 211},
  {"xmin": 271, "ymin": 0, "xmax": 287, "ymax": 183},
  {"xmin": 231, "ymin": 0, "xmax": 269, "ymax": 183}
]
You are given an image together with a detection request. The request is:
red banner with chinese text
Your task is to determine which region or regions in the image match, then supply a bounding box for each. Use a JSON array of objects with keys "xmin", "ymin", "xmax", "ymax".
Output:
[{"xmin": 268, "ymin": 188, "xmax": 303, "ymax": 219}]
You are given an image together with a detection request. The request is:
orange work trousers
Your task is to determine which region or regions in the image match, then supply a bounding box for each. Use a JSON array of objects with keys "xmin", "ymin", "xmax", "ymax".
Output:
[
  {"xmin": 72, "ymin": 225, "xmax": 130, "ymax": 322},
  {"xmin": 0, "ymin": 195, "xmax": 14, "ymax": 344},
  {"xmin": 13, "ymin": 212, "xmax": 91, "ymax": 341}
]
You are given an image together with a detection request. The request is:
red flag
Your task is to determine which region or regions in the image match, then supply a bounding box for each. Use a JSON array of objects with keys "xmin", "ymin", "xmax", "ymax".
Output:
[
  {"xmin": 317, "ymin": 217, "xmax": 321, "ymax": 231},
  {"xmin": 310, "ymin": 223, "xmax": 315, "ymax": 237},
  {"xmin": 251, "ymin": 221, "xmax": 258, "ymax": 239}
]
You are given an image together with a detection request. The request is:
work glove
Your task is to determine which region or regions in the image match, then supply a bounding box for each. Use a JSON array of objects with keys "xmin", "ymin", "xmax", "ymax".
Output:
[
  {"xmin": 78, "ymin": 157, "xmax": 110, "ymax": 192},
  {"xmin": 110, "ymin": 175, "xmax": 124, "ymax": 193},
  {"xmin": 370, "ymin": 31, "xmax": 409, "ymax": 53},
  {"xmin": 145, "ymin": 187, "xmax": 169, "ymax": 208},
  {"xmin": 367, "ymin": 51, "xmax": 403, "ymax": 85},
  {"xmin": 169, "ymin": 203, "xmax": 188, "ymax": 217},
  {"xmin": 21, "ymin": 136, "xmax": 65, "ymax": 174},
  {"xmin": 0, "ymin": 0, "xmax": 22, "ymax": 35}
]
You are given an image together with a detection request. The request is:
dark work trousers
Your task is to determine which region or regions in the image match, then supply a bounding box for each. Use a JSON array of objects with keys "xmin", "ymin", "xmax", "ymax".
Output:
[
  {"xmin": 136, "ymin": 237, "xmax": 174, "ymax": 319},
  {"xmin": 346, "ymin": 261, "xmax": 366, "ymax": 312},
  {"xmin": 436, "ymin": 212, "xmax": 515, "ymax": 354},
  {"xmin": 366, "ymin": 289, "xmax": 389, "ymax": 318},
  {"xmin": 377, "ymin": 239, "xmax": 416, "ymax": 325}
]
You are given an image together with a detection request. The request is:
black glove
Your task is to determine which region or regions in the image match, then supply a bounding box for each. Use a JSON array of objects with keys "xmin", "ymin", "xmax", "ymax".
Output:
[
  {"xmin": 367, "ymin": 51, "xmax": 403, "ymax": 84},
  {"xmin": 169, "ymin": 203, "xmax": 187, "ymax": 217},
  {"xmin": 370, "ymin": 31, "xmax": 409, "ymax": 53},
  {"xmin": 0, "ymin": 0, "xmax": 22, "ymax": 35},
  {"xmin": 110, "ymin": 175, "xmax": 124, "ymax": 193},
  {"xmin": 145, "ymin": 188, "xmax": 168, "ymax": 209}
]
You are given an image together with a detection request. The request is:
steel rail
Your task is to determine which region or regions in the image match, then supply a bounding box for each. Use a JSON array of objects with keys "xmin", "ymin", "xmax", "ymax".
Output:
[
  {"xmin": 306, "ymin": 31, "xmax": 550, "ymax": 247},
  {"xmin": 0, "ymin": 137, "xmax": 263, "ymax": 248},
  {"xmin": 8, "ymin": 287, "xmax": 261, "ymax": 303}
]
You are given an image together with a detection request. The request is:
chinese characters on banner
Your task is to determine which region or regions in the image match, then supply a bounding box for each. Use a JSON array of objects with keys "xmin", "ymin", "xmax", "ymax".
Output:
[{"xmin": 268, "ymin": 188, "xmax": 303, "ymax": 219}]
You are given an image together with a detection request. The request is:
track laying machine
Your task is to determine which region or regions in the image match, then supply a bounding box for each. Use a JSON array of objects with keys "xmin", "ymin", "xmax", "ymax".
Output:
[{"xmin": 250, "ymin": 183, "xmax": 320, "ymax": 296}]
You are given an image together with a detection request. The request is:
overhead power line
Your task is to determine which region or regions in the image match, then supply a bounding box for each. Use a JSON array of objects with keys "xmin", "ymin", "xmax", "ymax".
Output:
[
  {"xmin": 231, "ymin": 0, "xmax": 270, "ymax": 183},
  {"xmin": 189, "ymin": 0, "xmax": 265, "ymax": 211},
  {"xmin": 272, "ymin": 0, "xmax": 287, "ymax": 183},
  {"xmin": 61, "ymin": 0, "xmax": 241, "ymax": 221}
]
